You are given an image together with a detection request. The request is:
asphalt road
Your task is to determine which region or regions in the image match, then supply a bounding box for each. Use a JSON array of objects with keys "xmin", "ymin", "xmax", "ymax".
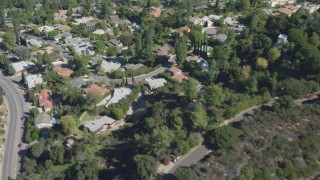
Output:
[
  {"xmin": 0, "ymin": 75, "xmax": 26, "ymax": 180},
  {"xmin": 168, "ymin": 145, "xmax": 212, "ymax": 174}
]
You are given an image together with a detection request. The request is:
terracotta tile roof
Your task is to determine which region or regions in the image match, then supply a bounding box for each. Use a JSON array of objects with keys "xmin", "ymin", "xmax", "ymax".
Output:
[
  {"xmin": 53, "ymin": 66, "xmax": 74, "ymax": 77},
  {"xmin": 156, "ymin": 44, "xmax": 171, "ymax": 56},
  {"xmin": 109, "ymin": 15, "xmax": 120, "ymax": 21},
  {"xmin": 278, "ymin": 6, "xmax": 298, "ymax": 16},
  {"xmin": 172, "ymin": 73, "xmax": 189, "ymax": 82},
  {"xmin": 169, "ymin": 66, "xmax": 182, "ymax": 75},
  {"xmin": 84, "ymin": 84, "xmax": 110, "ymax": 96},
  {"xmin": 150, "ymin": 6, "xmax": 161, "ymax": 17},
  {"xmin": 57, "ymin": 24, "xmax": 71, "ymax": 31},
  {"xmin": 38, "ymin": 89, "xmax": 53, "ymax": 111}
]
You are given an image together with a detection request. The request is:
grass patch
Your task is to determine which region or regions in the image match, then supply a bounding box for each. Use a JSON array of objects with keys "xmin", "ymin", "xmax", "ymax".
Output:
[
  {"xmin": 50, "ymin": 163, "xmax": 74, "ymax": 172},
  {"xmin": 80, "ymin": 111, "xmax": 98, "ymax": 123}
]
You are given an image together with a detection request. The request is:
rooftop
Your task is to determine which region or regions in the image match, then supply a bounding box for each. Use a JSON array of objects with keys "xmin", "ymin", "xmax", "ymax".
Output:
[
  {"xmin": 25, "ymin": 74, "xmax": 43, "ymax": 89},
  {"xmin": 38, "ymin": 89, "xmax": 53, "ymax": 110},
  {"xmin": 35, "ymin": 113, "xmax": 52, "ymax": 127},
  {"xmin": 105, "ymin": 87, "xmax": 132, "ymax": 107},
  {"xmin": 84, "ymin": 116, "xmax": 116, "ymax": 133},
  {"xmin": 84, "ymin": 84, "xmax": 110, "ymax": 96},
  {"xmin": 53, "ymin": 66, "xmax": 74, "ymax": 77}
]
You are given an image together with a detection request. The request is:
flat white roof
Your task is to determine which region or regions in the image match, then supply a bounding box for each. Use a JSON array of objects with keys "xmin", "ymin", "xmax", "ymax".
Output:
[
  {"xmin": 84, "ymin": 116, "xmax": 115, "ymax": 132},
  {"xmin": 105, "ymin": 87, "xmax": 132, "ymax": 108}
]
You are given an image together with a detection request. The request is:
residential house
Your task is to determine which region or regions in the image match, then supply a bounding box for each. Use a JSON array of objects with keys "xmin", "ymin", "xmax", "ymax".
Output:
[
  {"xmin": 156, "ymin": 43, "xmax": 172, "ymax": 57},
  {"xmin": 53, "ymin": 32, "xmax": 72, "ymax": 42},
  {"xmin": 150, "ymin": 6, "xmax": 161, "ymax": 17},
  {"xmin": 53, "ymin": 66, "xmax": 74, "ymax": 78},
  {"xmin": 105, "ymin": 87, "xmax": 132, "ymax": 107},
  {"xmin": 84, "ymin": 84, "xmax": 110, "ymax": 96},
  {"xmin": 109, "ymin": 15, "xmax": 120, "ymax": 22},
  {"xmin": 93, "ymin": 29, "xmax": 105, "ymax": 35},
  {"xmin": 49, "ymin": 53, "xmax": 66, "ymax": 65},
  {"xmin": 38, "ymin": 89, "xmax": 53, "ymax": 112},
  {"xmin": 64, "ymin": 38, "xmax": 94, "ymax": 56},
  {"xmin": 269, "ymin": 0, "xmax": 297, "ymax": 7},
  {"xmin": 69, "ymin": 77, "xmax": 88, "ymax": 88},
  {"xmin": 25, "ymin": 74, "xmax": 43, "ymax": 89},
  {"xmin": 208, "ymin": 15, "xmax": 222, "ymax": 22},
  {"xmin": 169, "ymin": 67, "xmax": 188, "ymax": 82},
  {"xmin": 189, "ymin": 16, "xmax": 213, "ymax": 27},
  {"xmin": 38, "ymin": 25, "xmax": 56, "ymax": 33},
  {"xmin": 12, "ymin": 61, "xmax": 35, "ymax": 73},
  {"xmin": 72, "ymin": 6, "xmax": 84, "ymax": 14},
  {"xmin": 186, "ymin": 56, "xmax": 209, "ymax": 71},
  {"xmin": 197, "ymin": 58, "xmax": 209, "ymax": 71},
  {"xmin": 26, "ymin": 37, "xmax": 43, "ymax": 48},
  {"xmin": 172, "ymin": 26, "xmax": 191, "ymax": 37},
  {"xmin": 278, "ymin": 6, "xmax": 299, "ymax": 16},
  {"xmin": 304, "ymin": 4, "xmax": 320, "ymax": 13},
  {"xmin": 73, "ymin": 16, "xmax": 94, "ymax": 25},
  {"xmin": 224, "ymin": 17, "xmax": 239, "ymax": 26},
  {"xmin": 57, "ymin": 24, "xmax": 71, "ymax": 32},
  {"xmin": 90, "ymin": 55, "xmax": 122, "ymax": 73},
  {"xmin": 54, "ymin": 10, "xmax": 68, "ymax": 21},
  {"xmin": 107, "ymin": 39, "xmax": 123, "ymax": 50},
  {"xmin": 204, "ymin": 27, "xmax": 218, "ymax": 38},
  {"xmin": 146, "ymin": 78, "xmax": 167, "ymax": 90},
  {"xmin": 123, "ymin": 63, "xmax": 144, "ymax": 70},
  {"xmin": 35, "ymin": 113, "xmax": 53, "ymax": 129},
  {"xmin": 83, "ymin": 116, "xmax": 116, "ymax": 133},
  {"xmin": 273, "ymin": 34, "xmax": 288, "ymax": 49},
  {"xmin": 66, "ymin": 138, "xmax": 75, "ymax": 148},
  {"xmin": 24, "ymin": 23, "xmax": 36, "ymax": 30},
  {"xmin": 213, "ymin": 33, "xmax": 228, "ymax": 43}
]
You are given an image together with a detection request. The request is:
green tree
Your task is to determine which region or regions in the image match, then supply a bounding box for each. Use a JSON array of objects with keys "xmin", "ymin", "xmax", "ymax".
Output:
[
  {"xmin": 133, "ymin": 154, "xmax": 157, "ymax": 180},
  {"xmin": 30, "ymin": 142, "xmax": 45, "ymax": 158},
  {"xmin": 175, "ymin": 167, "xmax": 198, "ymax": 180},
  {"xmin": 267, "ymin": 48, "xmax": 281, "ymax": 63},
  {"xmin": 0, "ymin": 8, "xmax": 5, "ymax": 29},
  {"xmin": 0, "ymin": 86, "xmax": 3, "ymax": 104},
  {"xmin": 204, "ymin": 84, "xmax": 225, "ymax": 107},
  {"xmin": 189, "ymin": 105, "xmax": 208, "ymax": 131},
  {"xmin": 175, "ymin": 36, "xmax": 188, "ymax": 65},
  {"xmin": 3, "ymin": 31, "xmax": 16, "ymax": 51},
  {"xmin": 184, "ymin": 79, "xmax": 198, "ymax": 102},
  {"xmin": 211, "ymin": 126, "xmax": 239, "ymax": 149},
  {"xmin": 255, "ymin": 57, "xmax": 268, "ymax": 70},
  {"xmin": 239, "ymin": 0, "xmax": 251, "ymax": 11},
  {"xmin": 47, "ymin": 29, "xmax": 59, "ymax": 39},
  {"xmin": 60, "ymin": 115, "xmax": 77, "ymax": 135}
]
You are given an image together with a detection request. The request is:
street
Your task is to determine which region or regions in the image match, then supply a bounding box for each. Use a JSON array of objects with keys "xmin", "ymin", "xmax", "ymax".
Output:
[{"xmin": 0, "ymin": 75, "xmax": 26, "ymax": 179}]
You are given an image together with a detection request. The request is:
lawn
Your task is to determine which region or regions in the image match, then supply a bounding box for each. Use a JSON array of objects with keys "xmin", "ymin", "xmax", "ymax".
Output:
[{"xmin": 80, "ymin": 111, "xmax": 98, "ymax": 123}]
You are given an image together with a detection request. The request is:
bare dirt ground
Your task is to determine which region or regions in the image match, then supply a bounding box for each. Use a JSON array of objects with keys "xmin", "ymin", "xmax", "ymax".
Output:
[{"xmin": 0, "ymin": 100, "xmax": 8, "ymax": 175}]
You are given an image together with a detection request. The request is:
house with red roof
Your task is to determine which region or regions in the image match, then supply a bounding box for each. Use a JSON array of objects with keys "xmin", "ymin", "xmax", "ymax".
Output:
[
  {"xmin": 278, "ymin": 6, "xmax": 298, "ymax": 16},
  {"xmin": 169, "ymin": 67, "xmax": 189, "ymax": 82},
  {"xmin": 84, "ymin": 84, "xmax": 110, "ymax": 97},
  {"xmin": 38, "ymin": 89, "xmax": 53, "ymax": 112}
]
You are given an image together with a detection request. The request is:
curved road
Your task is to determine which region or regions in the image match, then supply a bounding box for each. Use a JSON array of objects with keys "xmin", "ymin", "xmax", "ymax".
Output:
[{"xmin": 0, "ymin": 75, "xmax": 26, "ymax": 179}]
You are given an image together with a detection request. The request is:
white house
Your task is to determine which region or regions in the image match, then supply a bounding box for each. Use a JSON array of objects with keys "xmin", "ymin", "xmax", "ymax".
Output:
[
  {"xmin": 38, "ymin": 25, "xmax": 56, "ymax": 33},
  {"xmin": 146, "ymin": 78, "xmax": 167, "ymax": 90},
  {"xmin": 35, "ymin": 113, "xmax": 53, "ymax": 129},
  {"xmin": 25, "ymin": 74, "xmax": 43, "ymax": 89},
  {"xmin": 105, "ymin": 87, "xmax": 132, "ymax": 108},
  {"xmin": 269, "ymin": 0, "xmax": 297, "ymax": 7},
  {"xmin": 83, "ymin": 116, "xmax": 116, "ymax": 133},
  {"xmin": 304, "ymin": 4, "xmax": 320, "ymax": 13},
  {"xmin": 12, "ymin": 61, "xmax": 35, "ymax": 73},
  {"xmin": 273, "ymin": 34, "xmax": 288, "ymax": 49}
]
